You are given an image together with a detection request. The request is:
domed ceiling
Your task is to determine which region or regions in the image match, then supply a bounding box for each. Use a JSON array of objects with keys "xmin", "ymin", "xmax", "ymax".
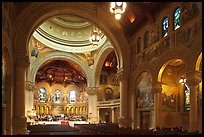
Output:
[{"xmin": 33, "ymin": 15, "xmax": 107, "ymax": 53}]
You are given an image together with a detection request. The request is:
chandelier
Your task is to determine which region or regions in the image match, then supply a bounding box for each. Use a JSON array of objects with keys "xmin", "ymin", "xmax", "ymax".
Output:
[
  {"xmin": 90, "ymin": 7, "xmax": 101, "ymax": 47},
  {"xmin": 110, "ymin": 2, "xmax": 127, "ymax": 20}
]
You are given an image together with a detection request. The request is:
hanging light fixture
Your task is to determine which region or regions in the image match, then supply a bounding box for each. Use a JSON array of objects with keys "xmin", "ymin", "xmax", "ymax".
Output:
[
  {"xmin": 90, "ymin": 7, "xmax": 101, "ymax": 47},
  {"xmin": 110, "ymin": 2, "xmax": 127, "ymax": 20}
]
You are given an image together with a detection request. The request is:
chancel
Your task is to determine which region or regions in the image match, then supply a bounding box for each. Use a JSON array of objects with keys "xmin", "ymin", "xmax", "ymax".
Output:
[{"xmin": 2, "ymin": 2, "xmax": 202, "ymax": 135}]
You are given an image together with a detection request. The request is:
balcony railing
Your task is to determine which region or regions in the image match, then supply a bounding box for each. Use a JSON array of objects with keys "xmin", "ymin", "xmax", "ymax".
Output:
[{"xmin": 97, "ymin": 99, "xmax": 120, "ymax": 108}]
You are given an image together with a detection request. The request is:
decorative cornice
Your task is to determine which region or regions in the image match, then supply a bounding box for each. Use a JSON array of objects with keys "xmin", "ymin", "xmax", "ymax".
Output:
[
  {"xmin": 25, "ymin": 81, "xmax": 36, "ymax": 92},
  {"xmin": 186, "ymin": 71, "xmax": 202, "ymax": 86},
  {"xmin": 151, "ymin": 82, "xmax": 162, "ymax": 93},
  {"xmin": 116, "ymin": 68, "xmax": 129, "ymax": 81},
  {"xmin": 86, "ymin": 87, "xmax": 100, "ymax": 95}
]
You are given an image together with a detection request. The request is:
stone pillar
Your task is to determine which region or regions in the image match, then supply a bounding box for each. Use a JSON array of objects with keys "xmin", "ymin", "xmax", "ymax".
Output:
[
  {"xmin": 111, "ymin": 107, "xmax": 115, "ymax": 123},
  {"xmin": 97, "ymin": 108, "xmax": 100, "ymax": 122},
  {"xmin": 186, "ymin": 71, "xmax": 201, "ymax": 132},
  {"xmin": 152, "ymin": 82, "xmax": 162, "ymax": 128},
  {"xmin": 5, "ymin": 75, "xmax": 13, "ymax": 135},
  {"xmin": 13, "ymin": 53, "xmax": 29, "ymax": 135},
  {"xmin": 25, "ymin": 81, "xmax": 35, "ymax": 122},
  {"xmin": 129, "ymin": 89, "xmax": 136, "ymax": 129},
  {"xmin": 117, "ymin": 70, "xmax": 130, "ymax": 128},
  {"xmin": 2, "ymin": 103, "xmax": 6, "ymax": 135},
  {"xmin": 87, "ymin": 87, "xmax": 100, "ymax": 123}
]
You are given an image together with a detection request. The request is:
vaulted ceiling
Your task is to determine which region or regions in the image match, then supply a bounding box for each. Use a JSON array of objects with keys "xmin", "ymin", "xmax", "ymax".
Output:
[
  {"xmin": 24, "ymin": 2, "xmax": 169, "ymax": 85},
  {"xmin": 35, "ymin": 60, "xmax": 87, "ymax": 86}
]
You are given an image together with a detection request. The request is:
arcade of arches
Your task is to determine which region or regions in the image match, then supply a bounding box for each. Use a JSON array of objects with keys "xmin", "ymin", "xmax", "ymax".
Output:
[{"xmin": 2, "ymin": 2, "xmax": 202, "ymax": 135}]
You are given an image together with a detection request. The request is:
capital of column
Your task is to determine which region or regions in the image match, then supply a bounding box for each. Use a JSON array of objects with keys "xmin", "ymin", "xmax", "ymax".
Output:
[
  {"xmin": 116, "ymin": 68, "xmax": 129, "ymax": 81},
  {"xmin": 151, "ymin": 82, "xmax": 162, "ymax": 93},
  {"xmin": 86, "ymin": 87, "xmax": 100, "ymax": 95},
  {"xmin": 186, "ymin": 71, "xmax": 202, "ymax": 86},
  {"xmin": 25, "ymin": 81, "xmax": 36, "ymax": 92}
]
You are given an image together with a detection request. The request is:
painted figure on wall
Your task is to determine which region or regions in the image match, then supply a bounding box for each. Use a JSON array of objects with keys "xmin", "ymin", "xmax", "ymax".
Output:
[{"xmin": 54, "ymin": 89, "xmax": 61, "ymax": 103}]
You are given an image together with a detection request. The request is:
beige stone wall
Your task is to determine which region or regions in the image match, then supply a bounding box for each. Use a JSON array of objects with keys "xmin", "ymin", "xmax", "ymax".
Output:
[
  {"xmin": 129, "ymin": 2, "xmax": 202, "ymax": 131},
  {"xmin": 97, "ymin": 71, "xmax": 120, "ymax": 101}
]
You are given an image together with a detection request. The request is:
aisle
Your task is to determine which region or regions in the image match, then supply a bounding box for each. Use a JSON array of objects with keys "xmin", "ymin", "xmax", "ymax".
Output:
[{"xmin": 28, "ymin": 124, "xmax": 84, "ymax": 135}]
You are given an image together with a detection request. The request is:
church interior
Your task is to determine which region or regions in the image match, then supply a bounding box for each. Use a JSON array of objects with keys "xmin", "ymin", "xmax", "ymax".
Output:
[{"xmin": 2, "ymin": 2, "xmax": 202, "ymax": 135}]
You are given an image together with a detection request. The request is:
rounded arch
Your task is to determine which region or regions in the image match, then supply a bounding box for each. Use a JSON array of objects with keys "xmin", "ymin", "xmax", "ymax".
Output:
[
  {"xmin": 131, "ymin": 62, "xmax": 154, "ymax": 90},
  {"xmin": 94, "ymin": 41, "xmax": 115, "ymax": 87},
  {"xmin": 195, "ymin": 52, "xmax": 202, "ymax": 71},
  {"xmin": 13, "ymin": 2, "xmax": 129, "ymax": 77},
  {"xmin": 29, "ymin": 51, "xmax": 92, "ymax": 86},
  {"xmin": 152, "ymin": 48, "xmax": 193, "ymax": 82}
]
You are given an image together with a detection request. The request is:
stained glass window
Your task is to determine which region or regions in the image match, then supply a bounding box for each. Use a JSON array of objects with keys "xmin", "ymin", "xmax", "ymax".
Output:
[
  {"xmin": 54, "ymin": 89, "xmax": 61, "ymax": 103},
  {"xmin": 39, "ymin": 87, "xmax": 46, "ymax": 102},
  {"xmin": 184, "ymin": 85, "xmax": 190, "ymax": 111},
  {"xmin": 70, "ymin": 90, "xmax": 76, "ymax": 103},
  {"xmin": 174, "ymin": 7, "xmax": 181, "ymax": 30},
  {"xmin": 163, "ymin": 17, "xmax": 168, "ymax": 37}
]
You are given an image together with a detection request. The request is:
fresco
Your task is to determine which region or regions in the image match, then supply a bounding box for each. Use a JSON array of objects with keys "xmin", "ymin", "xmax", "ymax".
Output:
[{"xmin": 136, "ymin": 72, "xmax": 153, "ymax": 109}]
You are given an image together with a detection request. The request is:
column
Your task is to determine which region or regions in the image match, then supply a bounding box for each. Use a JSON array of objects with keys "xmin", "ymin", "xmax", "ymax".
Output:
[
  {"xmin": 117, "ymin": 70, "xmax": 130, "ymax": 128},
  {"xmin": 25, "ymin": 81, "xmax": 35, "ymax": 122},
  {"xmin": 186, "ymin": 71, "xmax": 201, "ymax": 132},
  {"xmin": 2, "ymin": 62, "xmax": 6, "ymax": 135},
  {"xmin": 152, "ymin": 82, "xmax": 162, "ymax": 128},
  {"xmin": 129, "ymin": 89, "xmax": 136, "ymax": 129},
  {"xmin": 5, "ymin": 75, "xmax": 13, "ymax": 135},
  {"xmin": 111, "ymin": 107, "xmax": 115, "ymax": 123},
  {"xmin": 13, "ymin": 53, "xmax": 29, "ymax": 135},
  {"xmin": 97, "ymin": 108, "xmax": 100, "ymax": 122},
  {"xmin": 87, "ymin": 87, "xmax": 100, "ymax": 124}
]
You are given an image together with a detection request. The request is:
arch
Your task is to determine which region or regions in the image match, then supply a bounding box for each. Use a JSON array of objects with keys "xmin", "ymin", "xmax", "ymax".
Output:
[
  {"xmin": 131, "ymin": 62, "xmax": 154, "ymax": 90},
  {"xmin": 13, "ymin": 2, "xmax": 129, "ymax": 77},
  {"xmin": 29, "ymin": 51, "xmax": 92, "ymax": 86},
  {"xmin": 94, "ymin": 42, "xmax": 114, "ymax": 87},
  {"xmin": 152, "ymin": 48, "xmax": 193, "ymax": 82},
  {"xmin": 195, "ymin": 52, "xmax": 202, "ymax": 71}
]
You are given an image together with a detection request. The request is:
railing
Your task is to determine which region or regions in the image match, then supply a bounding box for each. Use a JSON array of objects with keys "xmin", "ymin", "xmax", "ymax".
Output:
[
  {"xmin": 97, "ymin": 99, "xmax": 120, "ymax": 108},
  {"xmin": 34, "ymin": 101, "xmax": 88, "ymax": 106}
]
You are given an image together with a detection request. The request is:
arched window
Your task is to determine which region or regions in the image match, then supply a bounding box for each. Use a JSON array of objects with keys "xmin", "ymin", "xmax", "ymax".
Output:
[
  {"xmin": 174, "ymin": 7, "xmax": 181, "ymax": 30},
  {"xmin": 54, "ymin": 89, "xmax": 61, "ymax": 103},
  {"xmin": 162, "ymin": 17, "xmax": 168, "ymax": 37},
  {"xmin": 144, "ymin": 31, "xmax": 149, "ymax": 49},
  {"xmin": 137, "ymin": 37, "xmax": 141, "ymax": 54},
  {"xmin": 70, "ymin": 90, "xmax": 76, "ymax": 103},
  {"xmin": 184, "ymin": 85, "xmax": 190, "ymax": 111},
  {"xmin": 40, "ymin": 87, "xmax": 46, "ymax": 102}
]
